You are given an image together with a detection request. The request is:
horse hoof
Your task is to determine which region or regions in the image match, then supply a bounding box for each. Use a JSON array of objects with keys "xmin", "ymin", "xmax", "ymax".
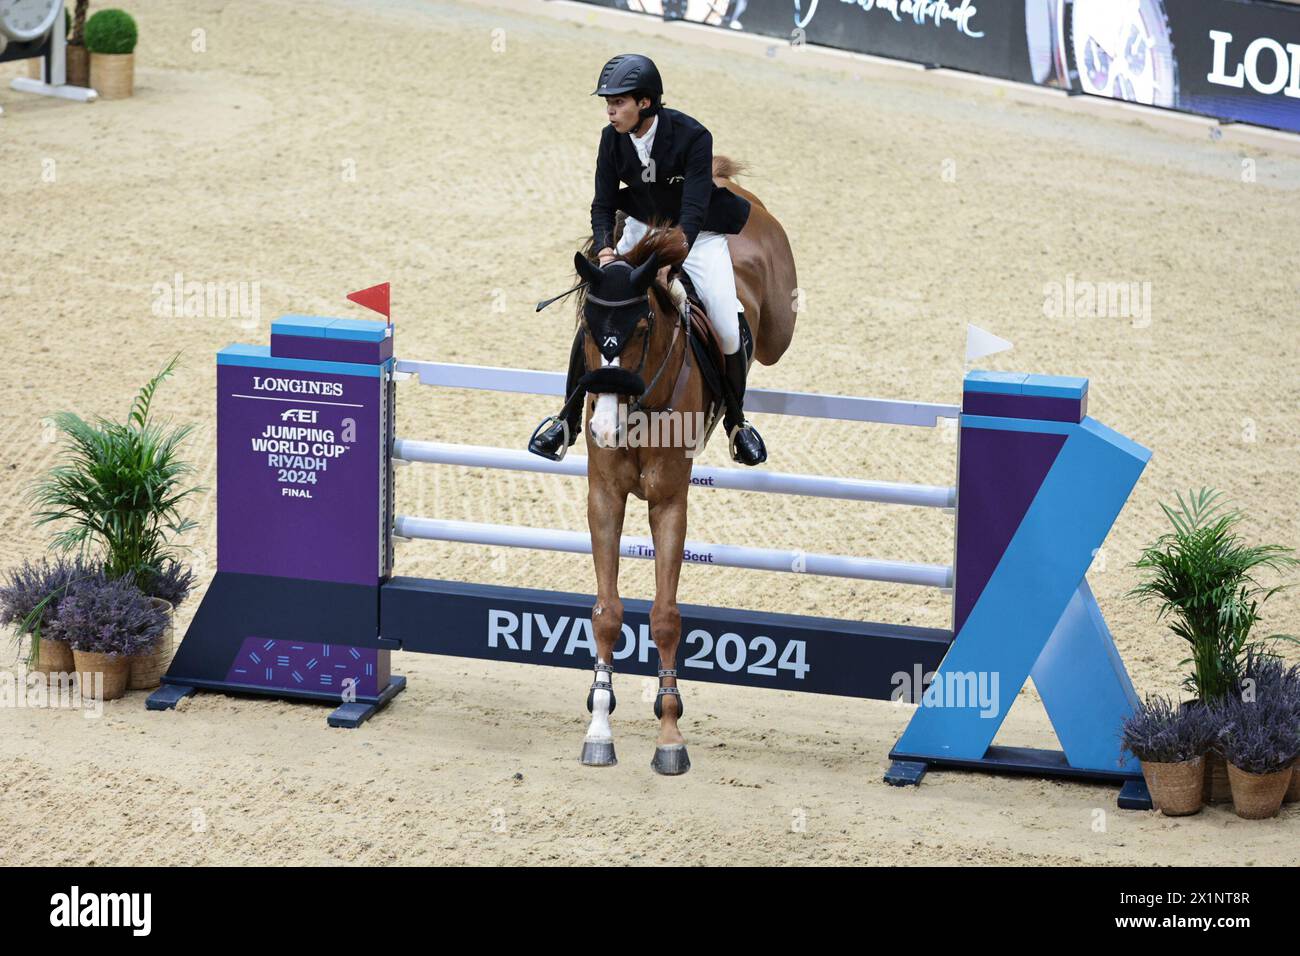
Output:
[
  {"xmin": 651, "ymin": 744, "xmax": 691, "ymax": 776},
  {"xmin": 580, "ymin": 738, "xmax": 618, "ymax": 767}
]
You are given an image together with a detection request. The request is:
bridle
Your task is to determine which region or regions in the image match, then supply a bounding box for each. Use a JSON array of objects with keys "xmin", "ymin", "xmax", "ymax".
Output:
[
  {"xmin": 579, "ymin": 286, "xmax": 685, "ymax": 417},
  {"xmin": 536, "ymin": 258, "xmax": 691, "ymax": 430}
]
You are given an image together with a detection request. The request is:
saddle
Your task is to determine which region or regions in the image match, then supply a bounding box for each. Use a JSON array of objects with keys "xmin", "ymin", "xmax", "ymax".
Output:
[{"xmin": 668, "ymin": 270, "xmax": 727, "ymax": 411}]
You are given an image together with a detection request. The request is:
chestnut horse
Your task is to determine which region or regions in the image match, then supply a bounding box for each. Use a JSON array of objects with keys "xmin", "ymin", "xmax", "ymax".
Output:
[{"xmin": 570, "ymin": 157, "xmax": 797, "ymax": 774}]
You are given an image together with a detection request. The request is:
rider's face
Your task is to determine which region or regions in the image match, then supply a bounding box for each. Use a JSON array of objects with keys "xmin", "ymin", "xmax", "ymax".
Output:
[{"xmin": 605, "ymin": 94, "xmax": 649, "ymax": 134}]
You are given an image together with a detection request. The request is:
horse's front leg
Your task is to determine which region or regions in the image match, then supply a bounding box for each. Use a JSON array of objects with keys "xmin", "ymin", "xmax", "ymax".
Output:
[
  {"xmin": 581, "ymin": 472, "xmax": 628, "ymax": 767},
  {"xmin": 646, "ymin": 486, "xmax": 691, "ymax": 775}
]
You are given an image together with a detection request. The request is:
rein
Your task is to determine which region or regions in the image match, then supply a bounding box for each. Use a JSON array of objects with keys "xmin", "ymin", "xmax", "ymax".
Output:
[
  {"xmin": 554, "ymin": 286, "xmax": 688, "ymax": 419},
  {"xmin": 630, "ymin": 318, "xmax": 685, "ymax": 415}
]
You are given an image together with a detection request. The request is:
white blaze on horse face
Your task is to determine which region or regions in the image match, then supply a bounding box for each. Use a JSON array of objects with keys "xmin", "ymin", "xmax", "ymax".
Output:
[{"xmin": 590, "ymin": 357, "xmax": 622, "ymax": 448}]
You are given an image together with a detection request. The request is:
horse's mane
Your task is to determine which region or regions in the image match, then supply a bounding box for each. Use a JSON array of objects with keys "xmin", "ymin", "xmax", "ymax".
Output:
[{"xmin": 575, "ymin": 216, "xmax": 686, "ymax": 322}]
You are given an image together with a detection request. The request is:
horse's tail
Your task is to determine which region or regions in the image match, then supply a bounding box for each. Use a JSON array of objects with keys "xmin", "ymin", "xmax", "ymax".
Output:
[
  {"xmin": 712, "ymin": 155, "xmax": 747, "ymax": 180},
  {"xmin": 713, "ymin": 155, "xmax": 766, "ymax": 210}
]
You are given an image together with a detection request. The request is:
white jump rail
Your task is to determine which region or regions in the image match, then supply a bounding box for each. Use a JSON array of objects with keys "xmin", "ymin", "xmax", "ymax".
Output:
[
  {"xmin": 393, "ymin": 517, "xmax": 953, "ymax": 589},
  {"xmin": 395, "ymin": 360, "xmax": 961, "ymax": 427},
  {"xmin": 392, "ymin": 439, "xmax": 956, "ymax": 509},
  {"xmin": 391, "ymin": 359, "xmax": 957, "ymax": 590}
]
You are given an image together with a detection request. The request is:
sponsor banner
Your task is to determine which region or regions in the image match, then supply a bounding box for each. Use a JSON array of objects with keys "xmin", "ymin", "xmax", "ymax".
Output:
[
  {"xmin": 743, "ymin": 0, "xmax": 1021, "ymax": 79},
  {"xmin": 587, "ymin": 0, "xmax": 1024, "ymax": 78},
  {"xmin": 1029, "ymin": 0, "xmax": 1300, "ymax": 132},
  {"xmin": 1166, "ymin": 0, "xmax": 1300, "ymax": 132},
  {"xmin": 578, "ymin": 0, "xmax": 1300, "ymax": 133},
  {"xmin": 383, "ymin": 577, "xmax": 954, "ymax": 700}
]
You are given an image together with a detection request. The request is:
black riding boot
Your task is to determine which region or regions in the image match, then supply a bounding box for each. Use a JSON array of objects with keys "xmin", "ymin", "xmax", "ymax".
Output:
[
  {"xmin": 528, "ymin": 330, "xmax": 585, "ymax": 461},
  {"xmin": 721, "ymin": 330, "xmax": 767, "ymax": 466}
]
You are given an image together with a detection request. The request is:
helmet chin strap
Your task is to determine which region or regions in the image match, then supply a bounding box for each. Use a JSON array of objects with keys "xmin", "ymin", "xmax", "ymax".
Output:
[{"xmin": 631, "ymin": 95, "xmax": 659, "ymax": 135}]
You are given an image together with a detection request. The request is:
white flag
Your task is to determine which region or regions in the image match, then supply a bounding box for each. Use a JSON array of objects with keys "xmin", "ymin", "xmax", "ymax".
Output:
[{"xmin": 966, "ymin": 324, "xmax": 1013, "ymax": 363}]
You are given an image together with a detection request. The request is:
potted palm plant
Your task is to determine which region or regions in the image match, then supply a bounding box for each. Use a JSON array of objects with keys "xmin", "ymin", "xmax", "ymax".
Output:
[
  {"xmin": 46, "ymin": 575, "xmax": 167, "ymax": 700},
  {"xmin": 1130, "ymin": 489, "xmax": 1297, "ymax": 802},
  {"xmin": 0, "ymin": 556, "xmax": 101, "ymax": 674},
  {"xmin": 29, "ymin": 355, "xmax": 201, "ymax": 689},
  {"xmin": 83, "ymin": 7, "xmax": 136, "ymax": 99},
  {"xmin": 1120, "ymin": 695, "xmax": 1218, "ymax": 816}
]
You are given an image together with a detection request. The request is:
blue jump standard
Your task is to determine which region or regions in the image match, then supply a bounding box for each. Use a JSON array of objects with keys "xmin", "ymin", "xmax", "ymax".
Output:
[{"xmin": 148, "ymin": 315, "xmax": 1153, "ymax": 809}]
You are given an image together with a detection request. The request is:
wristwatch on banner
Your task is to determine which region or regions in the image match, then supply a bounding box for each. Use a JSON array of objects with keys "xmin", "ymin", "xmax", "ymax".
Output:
[
  {"xmin": 0, "ymin": 0, "xmax": 63, "ymax": 61},
  {"xmin": 0, "ymin": 0, "xmax": 61, "ymax": 43},
  {"xmin": 1025, "ymin": 0, "xmax": 1178, "ymax": 108}
]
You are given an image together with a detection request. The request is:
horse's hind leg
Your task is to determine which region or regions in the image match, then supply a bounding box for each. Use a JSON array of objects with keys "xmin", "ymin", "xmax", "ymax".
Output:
[
  {"xmin": 581, "ymin": 478, "xmax": 627, "ymax": 767},
  {"xmin": 647, "ymin": 489, "xmax": 690, "ymax": 776}
]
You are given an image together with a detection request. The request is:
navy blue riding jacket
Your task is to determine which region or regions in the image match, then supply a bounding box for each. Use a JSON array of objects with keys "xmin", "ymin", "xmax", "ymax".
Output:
[{"xmin": 591, "ymin": 107, "xmax": 751, "ymax": 254}]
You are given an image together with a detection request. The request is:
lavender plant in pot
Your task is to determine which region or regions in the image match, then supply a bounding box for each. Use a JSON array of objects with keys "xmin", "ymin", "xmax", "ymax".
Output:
[
  {"xmin": 46, "ymin": 575, "xmax": 167, "ymax": 701},
  {"xmin": 1217, "ymin": 685, "xmax": 1300, "ymax": 820},
  {"xmin": 1241, "ymin": 652, "xmax": 1300, "ymax": 805},
  {"xmin": 1120, "ymin": 695, "xmax": 1218, "ymax": 816},
  {"xmin": 1287, "ymin": 672, "xmax": 1300, "ymax": 805},
  {"xmin": 0, "ymin": 556, "xmax": 101, "ymax": 674},
  {"xmin": 1129, "ymin": 489, "xmax": 1297, "ymax": 803}
]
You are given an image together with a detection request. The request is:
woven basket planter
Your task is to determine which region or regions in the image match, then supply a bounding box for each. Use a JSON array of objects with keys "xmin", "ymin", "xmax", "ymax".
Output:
[
  {"xmin": 1142, "ymin": 757, "xmax": 1205, "ymax": 816},
  {"xmin": 66, "ymin": 43, "xmax": 89, "ymax": 87},
  {"xmin": 72, "ymin": 649, "xmax": 130, "ymax": 701},
  {"xmin": 127, "ymin": 598, "xmax": 175, "ymax": 690},
  {"xmin": 89, "ymin": 51, "xmax": 133, "ymax": 99},
  {"xmin": 31, "ymin": 636, "xmax": 75, "ymax": 675},
  {"xmin": 1202, "ymin": 751, "xmax": 1233, "ymax": 804},
  {"xmin": 1226, "ymin": 763, "xmax": 1291, "ymax": 820},
  {"xmin": 1284, "ymin": 759, "xmax": 1300, "ymax": 805}
]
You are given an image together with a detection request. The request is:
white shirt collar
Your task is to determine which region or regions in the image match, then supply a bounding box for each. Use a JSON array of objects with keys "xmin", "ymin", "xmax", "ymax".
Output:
[{"xmin": 630, "ymin": 114, "xmax": 658, "ymax": 166}]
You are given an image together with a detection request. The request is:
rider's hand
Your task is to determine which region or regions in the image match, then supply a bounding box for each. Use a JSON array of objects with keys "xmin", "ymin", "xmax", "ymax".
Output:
[{"xmin": 597, "ymin": 247, "xmax": 617, "ymax": 266}]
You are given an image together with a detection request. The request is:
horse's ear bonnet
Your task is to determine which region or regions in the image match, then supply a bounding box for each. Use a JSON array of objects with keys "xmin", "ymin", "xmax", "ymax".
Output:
[{"xmin": 581, "ymin": 256, "xmax": 657, "ymax": 362}]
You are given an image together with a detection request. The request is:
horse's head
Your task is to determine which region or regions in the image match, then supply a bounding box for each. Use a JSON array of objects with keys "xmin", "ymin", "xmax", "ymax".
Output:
[
  {"xmin": 572, "ymin": 225, "xmax": 689, "ymax": 448},
  {"xmin": 573, "ymin": 250, "xmax": 660, "ymax": 368}
]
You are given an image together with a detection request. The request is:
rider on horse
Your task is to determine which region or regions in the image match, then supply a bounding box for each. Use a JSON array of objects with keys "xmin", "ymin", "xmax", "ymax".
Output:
[{"xmin": 527, "ymin": 53, "xmax": 768, "ymax": 467}]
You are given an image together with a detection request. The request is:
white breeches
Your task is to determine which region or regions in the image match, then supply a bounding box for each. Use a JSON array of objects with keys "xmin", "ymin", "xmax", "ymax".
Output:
[{"xmin": 616, "ymin": 216, "xmax": 743, "ymax": 355}]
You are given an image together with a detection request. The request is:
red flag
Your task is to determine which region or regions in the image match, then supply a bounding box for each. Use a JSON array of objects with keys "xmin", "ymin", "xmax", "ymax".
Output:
[{"xmin": 347, "ymin": 282, "xmax": 391, "ymax": 320}]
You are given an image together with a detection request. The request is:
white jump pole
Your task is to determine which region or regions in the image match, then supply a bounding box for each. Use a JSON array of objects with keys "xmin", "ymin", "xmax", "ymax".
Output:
[
  {"xmin": 393, "ymin": 516, "xmax": 954, "ymax": 589},
  {"xmin": 392, "ymin": 438, "xmax": 956, "ymax": 509},
  {"xmin": 396, "ymin": 360, "xmax": 961, "ymax": 427}
]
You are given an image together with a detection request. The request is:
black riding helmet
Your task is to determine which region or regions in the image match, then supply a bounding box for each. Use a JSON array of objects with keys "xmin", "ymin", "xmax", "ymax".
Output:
[{"xmin": 592, "ymin": 54, "xmax": 663, "ymax": 123}]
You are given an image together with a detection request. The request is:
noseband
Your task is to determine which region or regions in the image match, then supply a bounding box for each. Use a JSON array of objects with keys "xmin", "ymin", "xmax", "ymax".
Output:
[{"xmin": 572, "ymin": 285, "xmax": 685, "ymax": 418}]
